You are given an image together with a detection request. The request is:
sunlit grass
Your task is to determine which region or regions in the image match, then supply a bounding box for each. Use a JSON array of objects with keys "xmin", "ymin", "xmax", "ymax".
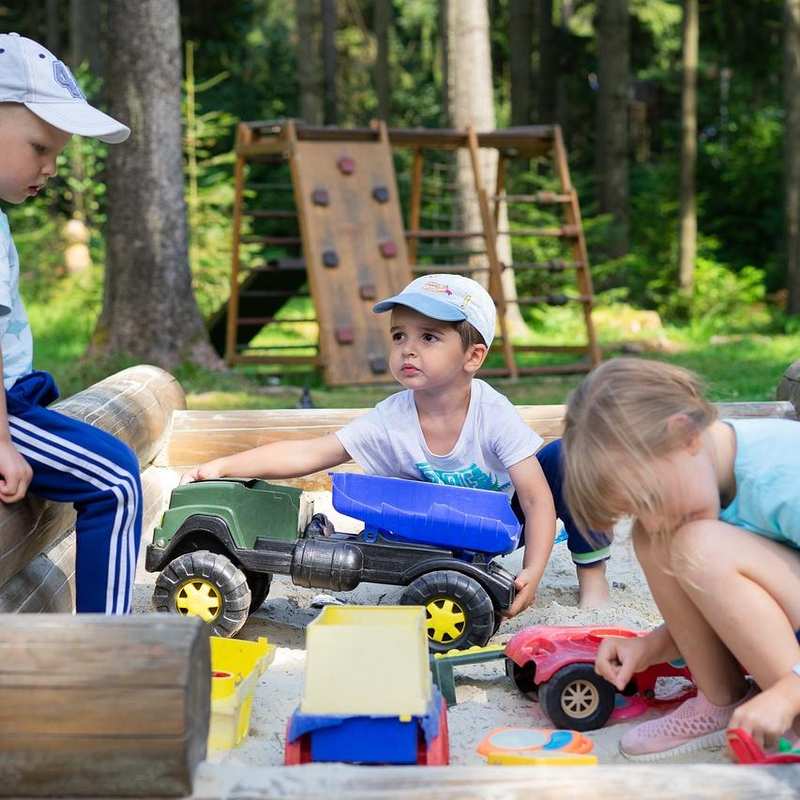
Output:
[{"xmin": 26, "ymin": 278, "xmax": 797, "ymax": 408}]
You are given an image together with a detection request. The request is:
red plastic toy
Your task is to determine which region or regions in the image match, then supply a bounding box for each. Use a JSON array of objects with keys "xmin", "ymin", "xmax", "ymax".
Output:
[
  {"xmin": 727, "ymin": 728, "xmax": 800, "ymax": 765},
  {"xmin": 505, "ymin": 625, "xmax": 696, "ymax": 732}
]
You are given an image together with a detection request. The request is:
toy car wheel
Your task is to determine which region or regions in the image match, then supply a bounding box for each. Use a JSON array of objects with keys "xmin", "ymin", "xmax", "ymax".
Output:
[
  {"xmin": 245, "ymin": 571, "xmax": 272, "ymax": 613},
  {"xmin": 400, "ymin": 570, "xmax": 495, "ymax": 653},
  {"xmin": 153, "ymin": 550, "xmax": 251, "ymax": 637},
  {"xmin": 538, "ymin": 663, "xmax": 616, "ymax": 731},
  {"xmin": 506, "ymin": 658, "xmax": 538, "ymax": 696}
]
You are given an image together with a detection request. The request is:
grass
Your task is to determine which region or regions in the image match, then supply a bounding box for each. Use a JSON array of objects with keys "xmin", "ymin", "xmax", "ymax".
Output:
[{"xmin": 27, "ymin": 276, "xmax": 797, "ymax": 409}]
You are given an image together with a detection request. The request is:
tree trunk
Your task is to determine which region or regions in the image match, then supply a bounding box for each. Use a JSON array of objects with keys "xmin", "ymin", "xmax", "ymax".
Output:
[
  {"xmin": 678, "ymin": 0, "xmax": 699, "ymax": 293},
  {"xmin": 556, "ymin": 0, "xmax": 574, "ymax": 138},
  {"xmin": 538, "ymin": 0, "xmax": 556, "ymax": 122},
  {"xmin": 45, "ymin": 0, "xmax": 60, "ymax": 54},
  {"xmin": 92, "ymin": 0, "xmax": 220, "ymax": 370},
  {"xmin": 69, "ymin": 0, "xmax": 102, "ymax": 73},
  {"xmin": 596, "ymin": 0, "xmax": 630, "ymax": 257},
  {"xmin": 321, "ymin": 0, "xmax": 338, "ymax": 125},
  {"xmin": 374, "ymin": 0, "xmax": 391, "ymax": 122},
  {"xmin": 445, "ymin": 0, "xmax": 527, "ymax": 336},
  {"xmin": 440, "ymin": 0, "xmax": 450, "ymax": 126},
  {"xmin": 296, "ymin": 0, "xmax": 323, "ymax": 125},
  {"xmin": 786, "ymin": 0, "xmax": 800, "ymax": 313},
  {"xmin": 509, "ymin": 0, "xmax": 534, "ymax": 127}
]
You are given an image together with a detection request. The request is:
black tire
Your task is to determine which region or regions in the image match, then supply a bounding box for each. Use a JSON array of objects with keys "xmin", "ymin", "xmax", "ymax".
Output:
[
  {"xmin": 538, "ymin": 663, "xmax": 616, "ymax": 731},
  {"xmin": 153, "ymin": 550, "xmax": 251, "ymax": 637},
  {"xmin": 246, "ymin": 571, "xmax": 272, "ymax": 613},
  {"xmin": 400, "ymin": 569, "xmax": 495, "ymax": 653},
  {"xmin": 506, "ymin": 658, "xmax": 538, "ymax": 696}
]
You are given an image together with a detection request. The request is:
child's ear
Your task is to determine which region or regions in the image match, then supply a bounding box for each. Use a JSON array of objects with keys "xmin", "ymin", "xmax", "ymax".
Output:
[{"xmin": 464, "ymin": 343, "xmax": 488, "ymax": 373}]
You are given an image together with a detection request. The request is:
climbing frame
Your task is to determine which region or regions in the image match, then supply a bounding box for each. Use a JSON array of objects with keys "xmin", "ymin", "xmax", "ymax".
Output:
[{"xmin": 217, "ymin": 121, "xmax": 600, "ymax": 384}]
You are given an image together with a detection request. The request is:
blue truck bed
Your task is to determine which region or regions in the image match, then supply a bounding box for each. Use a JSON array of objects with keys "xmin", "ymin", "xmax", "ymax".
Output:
[{"xmin": 331, "ymin": 473, "xmax": 521, "ymax": 556}]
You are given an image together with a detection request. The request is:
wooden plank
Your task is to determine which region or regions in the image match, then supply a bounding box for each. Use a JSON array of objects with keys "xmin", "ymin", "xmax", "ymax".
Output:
[
  {"xmin": 0, "ymin": 614, "xmax": 208, "ymax": 798},
  {"xmin": 289, "ymin": 125, "xmax": 413, "ymax": 385},
  {"xmin": 191, "ymin": 763, "xmax": 800, "ymax": 800},
  {"xmin": 160, "ymin": 402, "xmax": 796, "ymax": 487},
  {"xmin": 238, "ymin": 123, "xmax": 558, "ymax": 155}
]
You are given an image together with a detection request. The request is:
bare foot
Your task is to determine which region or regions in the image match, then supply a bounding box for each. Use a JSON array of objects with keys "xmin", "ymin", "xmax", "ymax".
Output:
[{"xmin": 577, "ymin": 562, "xmax": 610, "ymax": 608}]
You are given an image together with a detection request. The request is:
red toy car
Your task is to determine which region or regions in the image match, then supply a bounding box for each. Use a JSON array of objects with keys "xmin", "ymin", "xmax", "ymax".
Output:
[{"xmin": 505, "ymin": 625, "xmax": 696, "ymax": 732}]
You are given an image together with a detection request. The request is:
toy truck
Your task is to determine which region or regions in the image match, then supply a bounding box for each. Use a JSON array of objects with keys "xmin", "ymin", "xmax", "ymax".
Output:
[
  {"xmin": 284, "ymin": 605, "xmax": 449, "ymax": 765},
  {"xmin": 505, "ymin": 625, "xmax": 696, "ymax": 731},
  {"xmin": 146, "ymin": 473, "xmax": 520, "ymax": 651}
]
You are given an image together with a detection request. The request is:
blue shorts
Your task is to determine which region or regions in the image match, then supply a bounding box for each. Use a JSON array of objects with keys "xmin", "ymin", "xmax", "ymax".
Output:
[{"xmin": 511, "ymin": 438, "xmax": 611, "ymax": 567}]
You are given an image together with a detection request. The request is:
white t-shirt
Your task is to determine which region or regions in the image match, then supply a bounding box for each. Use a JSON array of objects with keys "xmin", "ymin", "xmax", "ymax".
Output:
[
  {"xmin": 0, "ymin": 211, "xmax": 32, "ymax": 390},
  {"xmin": 336, "ymin": 379, "xmax": 543, "ymax": 498}
]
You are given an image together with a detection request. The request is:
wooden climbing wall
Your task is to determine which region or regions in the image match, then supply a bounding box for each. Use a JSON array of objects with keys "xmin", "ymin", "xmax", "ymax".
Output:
[{"xmin": 288, "ymin": 124, "xmax": 412, "ymax": 385}]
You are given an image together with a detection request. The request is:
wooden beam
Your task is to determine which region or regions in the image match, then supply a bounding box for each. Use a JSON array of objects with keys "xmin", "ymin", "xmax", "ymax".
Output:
[
  {"xmin": 0, "ymin": 615, "xmax": 208, "ymax": 798},
  {"xmin": 159, "ymin": 401, "xmax": 796, "ymax": 489},
  {"xmin": 194, "ymin": 762, "xmax": 800, "ymax": 799},
  {"xmin": 0, "ymin": 366, "xmax": 185, "ymax": 591}
]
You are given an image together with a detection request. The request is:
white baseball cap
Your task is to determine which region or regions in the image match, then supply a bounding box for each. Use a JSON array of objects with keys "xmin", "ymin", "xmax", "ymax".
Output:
[
  {"xmin": 0, "ymin": 33, "xmax": 130, "ymax": 143},
  {"xmin": 374, "ymin": 274, "xmax": 496, "ymax": 348}
]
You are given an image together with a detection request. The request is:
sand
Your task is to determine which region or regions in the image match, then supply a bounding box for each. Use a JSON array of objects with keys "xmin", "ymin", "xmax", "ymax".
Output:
[{"xmin": 132, "ymin": 485, "xmax": 730, "ymax": 769}]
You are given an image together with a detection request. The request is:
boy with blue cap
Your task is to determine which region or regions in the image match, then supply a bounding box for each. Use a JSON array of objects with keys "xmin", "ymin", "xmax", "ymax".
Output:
[
  {"xmin": 186, "ymin": 274, "xmax": 610, "ymax": 611},
  {"xmin": 0, "ymin": 32, "xmax": 140, "ymax": 614}
]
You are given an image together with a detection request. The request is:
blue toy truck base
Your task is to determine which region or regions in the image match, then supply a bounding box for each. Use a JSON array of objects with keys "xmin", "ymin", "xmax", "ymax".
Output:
[{"xmin": 286, "ymin": 688, "xmax": 444, "ymax": 765}]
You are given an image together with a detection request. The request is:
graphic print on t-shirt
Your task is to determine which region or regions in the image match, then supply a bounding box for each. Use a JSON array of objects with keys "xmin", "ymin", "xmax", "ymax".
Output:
[{"xmin": 415, "ymin": 461, "xmax": 510, "ymax": 492}]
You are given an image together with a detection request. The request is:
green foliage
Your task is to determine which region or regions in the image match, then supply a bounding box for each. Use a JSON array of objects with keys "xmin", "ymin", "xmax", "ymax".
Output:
[{"xmin": 651, "ymin": 257, "xmax": 768, "ymax": 335}]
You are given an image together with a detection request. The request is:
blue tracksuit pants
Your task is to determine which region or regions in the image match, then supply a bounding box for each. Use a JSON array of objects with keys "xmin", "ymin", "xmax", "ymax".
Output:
[
  {"xmin": 6, "ymin": 371, "xmax": 143, "ymax": 613},
  {"xmin": 513, "ymin": 438, "xmax": 611, "ymax": 566}
]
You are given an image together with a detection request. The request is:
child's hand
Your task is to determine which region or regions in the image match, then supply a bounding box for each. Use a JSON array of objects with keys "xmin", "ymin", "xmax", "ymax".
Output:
[
  {"xmin": 595, "ymin": 635, "xmax": 651, "ymax": 691},
  {"xmin": 0, "ymin": 438, "xmax": 32, "ymax": 503},
  {"xmin": 730, "ymin": 676, "xmax": 800, "ymax": 750},
  {"xmin": 506, "ymin": 567, "xmax": 538, "ymax": 617},
  {"xmin": 180, "ymin": 458, "xmax": 227, "ymax": 485}
]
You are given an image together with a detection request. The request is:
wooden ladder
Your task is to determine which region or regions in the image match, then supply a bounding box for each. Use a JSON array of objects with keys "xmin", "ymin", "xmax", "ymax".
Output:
[
  {"xmin": 404, "ymin": 125, "xmax": 600, "ymax": 378},
  {"xmin": 211, "ymin": 120, "xmax": 317, "ymax": 369},
  {"xmin": 482, "ymin": 125, "xmax": 601, "ymax": 375}
]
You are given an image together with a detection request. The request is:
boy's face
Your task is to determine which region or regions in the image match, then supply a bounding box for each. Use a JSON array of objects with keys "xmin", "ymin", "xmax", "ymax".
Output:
[
  {"xmin": 0, "ymin": 105, "xmax": 71, "ymax": 204},
  {"xmin": 388, "ymin": 306, "xmax": 486, "ymax": 394}
]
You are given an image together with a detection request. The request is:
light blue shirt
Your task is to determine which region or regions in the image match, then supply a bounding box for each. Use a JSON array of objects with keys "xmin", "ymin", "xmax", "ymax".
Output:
[
  {"xmin": 719, "ymin": 418, "xmax": 800, "ymax": 549},
  {"xmin": 0, "ymin": 211, "xmax": 32, "ymax": 390}
]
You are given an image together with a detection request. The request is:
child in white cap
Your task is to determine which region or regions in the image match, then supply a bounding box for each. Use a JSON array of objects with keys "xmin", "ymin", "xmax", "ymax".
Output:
[
  {"xmin": 186, "ymin": 274, "xmax": 611, "ymax": 615},
  {"xmin": 0, "ymin": 33, "xmax": 140, "ymax": 614}
]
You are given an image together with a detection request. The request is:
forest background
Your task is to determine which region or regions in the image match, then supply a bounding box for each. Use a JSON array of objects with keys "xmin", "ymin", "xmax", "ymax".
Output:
[{"xmin": 2, "ymin": 0, "xmax": 799, "ymax": 408}]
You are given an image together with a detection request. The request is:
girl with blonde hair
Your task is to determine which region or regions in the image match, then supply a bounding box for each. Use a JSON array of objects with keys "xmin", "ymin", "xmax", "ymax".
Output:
[{"xmin": 563, "ymin": 357, "xmax": 800, "ymax": 760}]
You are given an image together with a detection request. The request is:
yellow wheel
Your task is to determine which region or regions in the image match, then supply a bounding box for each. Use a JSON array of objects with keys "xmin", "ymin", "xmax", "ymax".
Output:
[
  {"xmin": 400, "ymin": 569, "xmax": 495, "ymax": 653},
  {"xmin": 425, "ymin": 597, "xmax": 466, "ymax": 644},
  {"xmin": 153, "ymin": 550, "xmax": 251, "ymax": 637},
  {"xmin": 174, "ymin": 577, "xmax": 222, "ymax": 622}
]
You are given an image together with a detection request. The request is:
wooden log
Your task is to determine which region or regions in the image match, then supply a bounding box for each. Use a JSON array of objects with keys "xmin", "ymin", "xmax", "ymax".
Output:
[
  {"xmin": 0, "ymin": 614, "xmax": 209, "ymax": 798},
  {"xmin": 0, "ymin": 366, "xmax": 185, "ymax": 591},
  {"xmin": 0, "ymin": 465, "xmax": 172, "ymax": 613},
  {"xmin": 776, "ymin": 359, "xmax": 800, "ymax": 417},
  {"xmin": 194, "ymin": 762, "xmax": 800, "ymax": 799},
  {"xmin": 159, "ymin": 401, "xmax": 797, "ymax": 491}
]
